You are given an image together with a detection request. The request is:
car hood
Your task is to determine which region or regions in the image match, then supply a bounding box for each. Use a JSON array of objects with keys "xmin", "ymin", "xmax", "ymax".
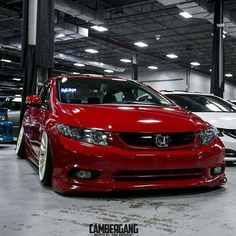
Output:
[
  {"xmin": 55, "ymin": 103, "xmax": 207, "ymax": 133},
  {"xmin": 193, "ymin": 112, "xmax": 236, "ymax": 130}
]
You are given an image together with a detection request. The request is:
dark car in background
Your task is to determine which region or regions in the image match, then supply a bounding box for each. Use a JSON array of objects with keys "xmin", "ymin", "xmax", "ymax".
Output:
[
  {"xmin": 0, "ymin": 96, "xmax": 21, "ymax": 137},
  {"xmin": 0, "ymin": 107, "xmax": 14, "ymax": 142}
]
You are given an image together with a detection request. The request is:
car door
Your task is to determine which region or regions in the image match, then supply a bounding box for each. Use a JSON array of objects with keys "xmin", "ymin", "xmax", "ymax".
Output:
[{"xmin": 27, "ymin": 83, "xmax": 51, "ymax": 165}]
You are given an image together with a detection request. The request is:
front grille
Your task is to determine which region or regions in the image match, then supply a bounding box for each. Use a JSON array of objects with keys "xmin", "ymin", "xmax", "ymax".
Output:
[
  {"xmin": 225, "ymin": 149, "xmax": 236, "ymax": 158},
  {"xmin": 119, "ymin": 132, "xmax": 195, "ymax": 147},
  {"xmin": 114, "ymin": 168, "xmax": 204, "ymax": 182}
]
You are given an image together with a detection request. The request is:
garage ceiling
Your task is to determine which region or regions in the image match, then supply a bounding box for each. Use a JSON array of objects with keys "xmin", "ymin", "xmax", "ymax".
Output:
[{"xmin": 0, "ymin": 0, "xmax": 236, "ymax": 95}]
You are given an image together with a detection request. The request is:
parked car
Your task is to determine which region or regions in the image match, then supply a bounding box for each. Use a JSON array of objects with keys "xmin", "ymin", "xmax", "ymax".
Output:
[
  {"xmin": 16, "ymin": 75, "xmax": 226, "ymax": 194},
  {"xmin": 164, "ymin": 92, "xmax": 236, "ymax": 165},
  {"xmin": 0, "ymin": 107, "xmax": 14, "ymax": 142},
  {"xmin": 0, "ymin": 96, "xmax": 21, "ymax": 137}
]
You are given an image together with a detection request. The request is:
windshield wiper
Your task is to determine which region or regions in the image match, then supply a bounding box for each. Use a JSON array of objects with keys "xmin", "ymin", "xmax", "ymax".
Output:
[{"xmin": 119, "ymin": 101, "xmax": 162, "ymax": 105}]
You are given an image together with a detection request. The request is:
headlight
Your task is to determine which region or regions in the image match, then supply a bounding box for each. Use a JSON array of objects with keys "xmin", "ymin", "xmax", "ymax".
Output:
[
  {"xmin": 56, "ymin": 124, "xmax": 110, "ymax": 146},
  {"xmin": 200, "ymin": 126, "xmax": 218, "ymax": 145},
  {"xmin": 0, "ymin": 115, "xmax": 7, "ymax": 121}
]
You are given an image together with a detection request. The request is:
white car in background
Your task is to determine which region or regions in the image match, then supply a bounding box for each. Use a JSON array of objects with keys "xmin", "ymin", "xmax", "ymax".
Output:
[{"xmin": 164, "ymin": 92, "xmax": 236, "ymax": 165}]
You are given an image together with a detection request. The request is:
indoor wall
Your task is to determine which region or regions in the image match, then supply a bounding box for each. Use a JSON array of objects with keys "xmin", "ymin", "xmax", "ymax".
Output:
[{"xmin": 122, "ymin": 69, "xmax": 236, "ymax": 99}]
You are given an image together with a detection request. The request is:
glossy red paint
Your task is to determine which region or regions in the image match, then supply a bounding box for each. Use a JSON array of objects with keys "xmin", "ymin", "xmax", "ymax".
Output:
[
  {"xmin": 22, "ymin": 75, "xmax": 226, "ymax": 194},
  {"xmin": 25, "ymin": 95, "xmax": 42, "ymax": 106}
]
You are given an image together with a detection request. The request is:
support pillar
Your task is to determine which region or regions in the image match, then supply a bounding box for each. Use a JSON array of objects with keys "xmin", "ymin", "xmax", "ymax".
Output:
[
  {"xmin": 132, "ymin": 54, "xmax": 138, "ymax": 81},
  {"xmin": 186, "ymin": 67, "xmax": 190, "ymax": 92},
  {"xmin": 211, "ymin": 0, "xmax": 224, "ymax": 98},
  {"xmin": 20, "ymin": 0, "xmax": 54, "ymax": 124}
]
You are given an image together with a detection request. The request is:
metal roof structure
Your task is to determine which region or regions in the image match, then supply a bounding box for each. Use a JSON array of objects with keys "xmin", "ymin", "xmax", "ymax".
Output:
[{"xmin": 0, "ymin": 0, "xmax": 236, "ymax": 95}]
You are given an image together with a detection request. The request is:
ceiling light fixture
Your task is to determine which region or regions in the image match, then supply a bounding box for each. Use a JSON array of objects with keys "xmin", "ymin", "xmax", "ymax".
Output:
[
  {"xmin": 62, "ymin": 77, "xmax": 68, "ymax": 83},
  {"xmin": 71, "ymin": 72, "xmax": 80, "ymax": 74},
  {"xmin": 179, "ymin": 11, "xmax": 192, "ymax": 19},
  {"xmin": 1, "ymin": 59, "xmax": 12, "ymax": 63},
  {"xmin": 148, "ymin": 66, "xmax": 158, "ymax": 70},
  {"xmin": 166, "ymin": 54, "xmax": 178, "ymax": 59},
  {"xmin": 134, "ymin": 42, "xmax": 148, "ymax": 47},
  {"xmin": 225, "ymin": 73, "xmax": 233, "ymax": 77},
  {"xmin": 120, "ymin": 58, "xmax": 132, "ymax": 63},
  {"xmin": 85, "ymin": 49, "xmax": 98, "ymax": 54},
  {"xmin": 91, "ymin": 25, "xmax": 108, "ymax": 32},
  {"xmin": 12, "ymin": 78, "xmax": 21, "ymax": 81},
  {"xmin": 104, "ymin": 69, "xmax": 114, "ymax": 73},
  {"xmin": 74, "ymin": 63, "xmax": 85, "ymax": 67},
  {"xmin": 56, "ymin": 33, "xmax": 65, "ymax": 38},
  {"xmin": 190, "ymin": 62, "xmax": 200, "ymax": 66}
]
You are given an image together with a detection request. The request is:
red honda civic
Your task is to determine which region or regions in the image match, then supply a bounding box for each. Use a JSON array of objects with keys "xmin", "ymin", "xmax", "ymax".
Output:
[{"xmin": 16, "ymin": 75, "xmax": 227, "ymax": 194}]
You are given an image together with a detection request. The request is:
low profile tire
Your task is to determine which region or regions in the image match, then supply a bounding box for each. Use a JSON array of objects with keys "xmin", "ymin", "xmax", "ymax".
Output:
[
  {"xmin": 16, "ymin": 126, "xmax": 25, "ymax": 159},
  {"xmin": 39, "ymin": 132, "xmax": 52, "ymax": 187}
]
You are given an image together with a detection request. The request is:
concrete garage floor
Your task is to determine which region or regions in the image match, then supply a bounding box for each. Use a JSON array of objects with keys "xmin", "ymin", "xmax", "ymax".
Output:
[{"xmin": 0, "ymin": 144, "xmax": 236, "ymax": 236}]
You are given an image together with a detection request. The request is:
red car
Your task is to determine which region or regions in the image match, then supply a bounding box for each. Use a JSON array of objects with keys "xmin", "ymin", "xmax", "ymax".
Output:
[{"xmin": 16, "ymin": 75, "xmax": 226, "ymax": 194}]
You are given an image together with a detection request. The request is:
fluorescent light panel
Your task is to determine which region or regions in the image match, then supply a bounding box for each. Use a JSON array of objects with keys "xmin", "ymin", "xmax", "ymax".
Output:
[
  {"xmin": 225, "ymin": 73, "xmax": 233, "ymax": 77},
  {"xmin": 91, "ymin": 25, "xmax": 108, "ymax": 32},
  {"xmin": 190, "ymin": 62, "xmax": 200, "ymax": 66},
  {"xmin": 1, "ymin": 59, "xmax": 12, "ymax": 63},
  {"xmin": 56, "ymin": 33, "xmax": 65, "ymax": 38},
  {"xmin": 166, "ymin": 54, "xmax": 178, "ymax": 59},
  {"xmin": 104, "ymin": 69, "xmax": 114, "ymax": 73},
  {"xmin": 74, "ymin": 63, "xmax": 85, "ymax": 67},
  {"xmin": 134, "ymin": 41, "xmax": 148, "ymax": 47},
  {"xmin": 148, "ymin": 66, "xmax": 158, "ymax": 70},
  {"xmin": 120, "ymin": 58, "xmax": 132, "ymax": 63},
  {"xmin": 85, "ymin": 48, "xmax": 98, "ymax": 54},
  {"xmin": 179, "ymin": 11, "xmax": 192, "ymax": 19},
  {"xmin": 12, "ymin": 78, "xmax": 21, "ymax": 81}
]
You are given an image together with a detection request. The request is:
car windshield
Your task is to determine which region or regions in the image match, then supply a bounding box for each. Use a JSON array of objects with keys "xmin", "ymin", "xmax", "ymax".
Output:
[
  {"xmin": 166, "ymin": 94, "xmax": 236, "ymax": 112},
  {"xmin": 57, "ymin": 77, "xmax": 171, "ymax": 106}
]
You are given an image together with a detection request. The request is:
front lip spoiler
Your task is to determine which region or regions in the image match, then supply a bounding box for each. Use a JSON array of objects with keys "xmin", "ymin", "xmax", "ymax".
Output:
[{"xmin": 52, "ymin": 173, "xmax": 227, "ymax": 194}]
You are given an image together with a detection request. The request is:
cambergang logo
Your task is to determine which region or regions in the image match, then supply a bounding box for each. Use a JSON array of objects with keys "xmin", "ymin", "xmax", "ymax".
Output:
[{"xmin": 89, "ymin": 223, "xmax": 139, "ymax": 236}]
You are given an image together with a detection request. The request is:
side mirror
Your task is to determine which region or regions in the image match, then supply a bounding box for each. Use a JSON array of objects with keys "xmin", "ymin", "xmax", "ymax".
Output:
[{"xmin": 25, "ymin": 95, "xmax": 42, "ymax": 107}]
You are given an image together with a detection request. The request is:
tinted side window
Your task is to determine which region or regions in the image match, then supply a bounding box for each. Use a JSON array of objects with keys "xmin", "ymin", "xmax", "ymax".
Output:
[{"xmin": 39, "ymin": 84, "xmax": 50, "ymax": 109}]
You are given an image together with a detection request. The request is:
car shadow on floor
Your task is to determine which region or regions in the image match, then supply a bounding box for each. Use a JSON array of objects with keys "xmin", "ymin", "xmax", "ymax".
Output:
[
  {"xmin": 57, "ymin": 185, "xmax": 226, "ymax": 199},
  {"xmin": 0, "ymin": 142, "xmax": 16, "ymax": 147}
]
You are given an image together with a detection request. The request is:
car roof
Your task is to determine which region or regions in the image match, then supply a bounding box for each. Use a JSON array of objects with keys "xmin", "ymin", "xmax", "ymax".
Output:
[
  {"xmin": 55, "ymin": 74, "xmax": 126, "ymax": 81},
  {"xmin": 162, "ymin": 91, "xmax": 217, "ymax": 97}
]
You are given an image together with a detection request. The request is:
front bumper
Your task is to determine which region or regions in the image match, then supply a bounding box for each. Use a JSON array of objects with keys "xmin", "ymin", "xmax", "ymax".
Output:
[
  {"xmin": 0, "ymin": 121, "xmax": 14, "ymax": 142},
  {"xmin": 220, "ymin": 135, "xmax": 236, "ymax": 162},
  {"xmin": 50, "ymin": 135, "xmax": 226, "ymax": 194}
]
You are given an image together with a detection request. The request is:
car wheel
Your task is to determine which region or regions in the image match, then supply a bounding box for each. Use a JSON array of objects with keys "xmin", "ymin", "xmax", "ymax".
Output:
[
  {"xmin": 39, "ymin": 132, "xmax": 52, "ymax": 186},
  {"xmin": 16, "ymin": 126, "xmax": 25, "ymax": 159}
]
